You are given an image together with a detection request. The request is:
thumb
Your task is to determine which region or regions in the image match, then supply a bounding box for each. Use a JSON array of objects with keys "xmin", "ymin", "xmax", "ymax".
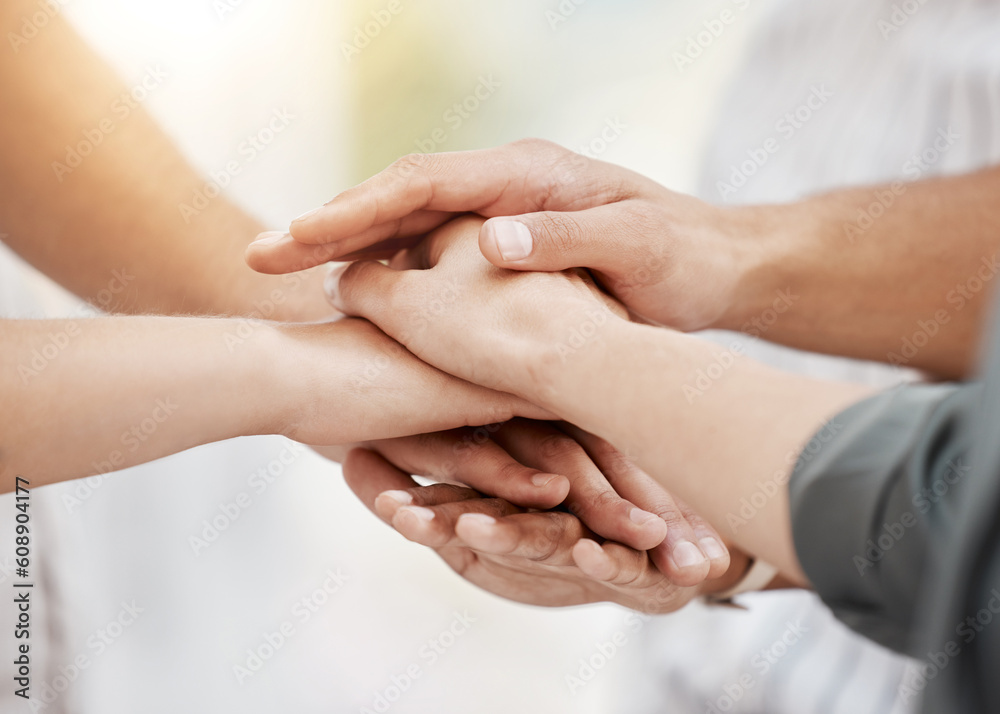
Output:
[{"xmin": 479, "ymin": 204, "xmax": 632, "ymax": 274}]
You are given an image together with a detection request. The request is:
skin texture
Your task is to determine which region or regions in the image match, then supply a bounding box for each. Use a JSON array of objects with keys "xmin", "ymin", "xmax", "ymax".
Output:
[
  {"xmin": 312, "ymin": 216, "xmax": 875, "ymax": 584},
  {"xmin": 251, "ymin": 138, "xmax": 1000, "ymax": 379}
]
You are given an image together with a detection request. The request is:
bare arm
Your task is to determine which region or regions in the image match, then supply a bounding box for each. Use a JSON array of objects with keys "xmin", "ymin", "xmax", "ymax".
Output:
[
  {"xmin": 0, "ymin": 0, "xmax": 326, "ymax": 320},
  {"xmin": 0, "ymin": 316, "xmax": 539, "ymax": 491}
]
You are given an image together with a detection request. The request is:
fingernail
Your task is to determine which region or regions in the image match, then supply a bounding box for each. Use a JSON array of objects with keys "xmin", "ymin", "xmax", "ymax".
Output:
[
  {"xmin": 380, "ymin": 490, "xmax": 413, "ymax": 506},
  {"xmin": 291, "ymin": 207, "xmax": 322, "ymax": 224},
  {"xmin": 250, "ymin": 231, "xmax": 289, "ymax": 247},
  {"xmin": 699, "ymin": 537, "xmax": 726, "ymax": 561},
  {"xmin": 531, "ymin": 473, "xmax": 556, "ymax": 488},
  {"xmin": 323, "ymin": 263, "xmax": 348, "ymax": 306},
  {"xmin": 399, "ymin": 506, "xmax": 435, "ymax": 522},
  {"xmin": 490, "ymin": 220, "xmax": 533, "ymax": 262},
  {"xmin": 629, "ymin": 507, "xmax": 658, "ymax": 525},
  {"xmin": 672, "ymin": 541, "xmax": 707, "ymax": 569},
  {"xmin": 458, "ymin": 513, "xmax": 496, "ymax": 528}
]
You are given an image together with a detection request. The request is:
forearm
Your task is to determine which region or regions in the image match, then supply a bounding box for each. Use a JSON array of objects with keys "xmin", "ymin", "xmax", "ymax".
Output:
[
  {"xmin": 534, "ymin": 320, "xmax": 874, "ymax": 583},
  {"xmin": 0, "ymin": 316, "xmax": 284, "ymax": 489},
  {"xmin": 723, "ymin": 166, "xmax": 1000, "ymax": 378},
  {"xmin": 1, "ymin": 315, "xmax": 538, "ymax": 489},
  {"xmin": 0, "ymin": 0, "xmax": 326, "ymax": 321}
]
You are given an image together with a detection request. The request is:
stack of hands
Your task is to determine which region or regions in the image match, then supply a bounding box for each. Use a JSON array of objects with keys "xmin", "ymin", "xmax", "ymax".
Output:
[
  {"xmin": 243, "ymin": 139, "xmax": 803, "ymax": 610},
  {"xmin": 230, "ymin": 138, "xmax": 996, "ymax": 611}
]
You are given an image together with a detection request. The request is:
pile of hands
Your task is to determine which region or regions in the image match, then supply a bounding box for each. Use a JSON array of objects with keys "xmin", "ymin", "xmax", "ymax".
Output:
[{"xmin": 244, "ymin": 139, "xmax": 771, "ymax": 612}]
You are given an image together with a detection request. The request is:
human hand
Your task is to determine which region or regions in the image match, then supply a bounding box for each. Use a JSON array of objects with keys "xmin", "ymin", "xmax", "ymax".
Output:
[
  {"xmin": 268, "ymin": 316, "xmax": 557, "ymax": 445},
  {"xmin": 246, "ymin": 139, "xmax": 777, "ymax": 331},
  {"xmin": 321, "ymin": 419, "xmax": 730, "ymax": 585},
  {"xmin": 314, "ymin": 216, "xmax": 626, "ymax": 403},
  {"xmin": 340, "ymin": 430, "xmax": 738, "ymax": 608}
]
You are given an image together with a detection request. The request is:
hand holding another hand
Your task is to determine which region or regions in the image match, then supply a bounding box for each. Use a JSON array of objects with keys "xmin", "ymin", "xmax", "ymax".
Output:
[
  {"xmin": 248, "ymin": 139, "xmax": 781, "ymax": 331},
  {"xmin": 334, "ymin": 420, "xmax": 735, "ymax": 608}
]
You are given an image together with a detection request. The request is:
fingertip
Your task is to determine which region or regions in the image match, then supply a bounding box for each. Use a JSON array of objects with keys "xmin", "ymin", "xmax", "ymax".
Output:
[
  {"xmin": 661, "ymin": 540, "xmax": 712, "ymax": 588},
  {"xmin": 391, "ymin": 505, "xmax": 442, "ymax": 546},
  {"xmin": 481, "ymin": 218, "xmax": 533, "ymax": 265},
  {"xmin": 290, "ymin": 206, "xmax": 322, "ymax": 232},
  {"xmin": 341, "ymin": 447, "xmax": 377, "ymax": 486},
  {"xmin": 289, "ymin": 206, "xmax": 341, "ymax": 244},
  {"xmin": 374, "ymin": 489, "xmax": 412, "ymax": 520},
  {"xmin": 529, "ymin": 473, "xmax": 571, "ymax": 506},
  {"xmin": 572, "ymin": 539, "xmax": 615, "ymax": 581},
  {"xmin": 699, "ymin": 537, "xmax": 732, "ymax": 579},
  {"xmin": 455, "ymin": 512, "xmax": 497, "ymax": 540},
  {"xmin": 626, "ymin": 508, "xmax": 669, "ymax": 550},
  {"xmin": 455, "ymin": 513, "xmax": 514, "ymax": 553}
]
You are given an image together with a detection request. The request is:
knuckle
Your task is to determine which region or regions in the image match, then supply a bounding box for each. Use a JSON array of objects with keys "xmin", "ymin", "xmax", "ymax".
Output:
[
  {"xmin": 528, "ymin": 525, "xmax": 564, "ymax": 562},
  {"xmin": 613, "ymin": 564, "xmax": 644, "ymax": 587},
  {"xmin": 391, "ymin": 152, "xmax": 431, "ymax": 179},
  {"xmin": 337, "ymin": 260, "xmax": 373, "ymax": 295},
  {"xmin": 511, "ymin": 137, "xmax": 562, "ymax": 155},
  {"xmin": 493, "ymin": 459, "xmax": 530, "ymax": 486},
  {"xmin": 590, "ymin": 440, "xmax": 633, "ymax": 480},
  {"xmin": 648, "ymin": 503, "xmax": 687, "ymax": 529},
  {"xmin": 579, "ymin": 486, "xmax": 623, "ymax": 517},
  {"xmin": 535, "ymin": 152, "xmax": 587, "ymax": 207},
  {"xmin": 381, "ymin": 272, "xmax": 417, "ymax": 314},
  {"xmin": 538, "ymin": 433, "xmax": 581, "ymax": 462},
  {"xmin": 533, "ymin": 212, "xmax": 579, "ymax": 254}
]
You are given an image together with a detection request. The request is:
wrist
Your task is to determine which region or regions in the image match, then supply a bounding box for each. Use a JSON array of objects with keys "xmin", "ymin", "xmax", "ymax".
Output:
[
  {"xmin": 712, "ymin": 203, "xmax": 805, "ymax": 333},
  {"xmin": 528, "ymin": 312, "xmax": 641, "ymax": 419}
]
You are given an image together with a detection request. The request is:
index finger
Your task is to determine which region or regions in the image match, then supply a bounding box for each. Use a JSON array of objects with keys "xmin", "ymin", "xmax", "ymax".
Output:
[
  {"xmin": 288, "ymin": 143, "xmax": 550, "ymax": 246},
  {"xmin": 286, "ymin": 138, "xmax": 636, "ymax": 256}
]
